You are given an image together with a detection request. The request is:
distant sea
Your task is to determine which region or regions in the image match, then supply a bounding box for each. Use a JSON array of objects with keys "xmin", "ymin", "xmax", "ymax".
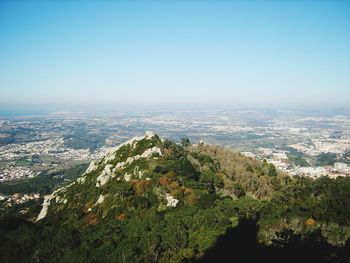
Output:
[{"xmin": 0, "ymin": 109, "xmax": 49, "ymax": 117}]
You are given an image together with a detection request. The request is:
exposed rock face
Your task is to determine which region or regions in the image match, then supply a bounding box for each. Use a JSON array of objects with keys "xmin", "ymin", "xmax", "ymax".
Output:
[
  {"xmin": 36, "ymin": 195, "xmax": 52, "ymax": 221},
  {"xmin": 96, "ymin": 164, "xmax": 115, "ymax": 187},
  {"xmin": 77, "ymin": 161, "xmax": 98, "ymax": 184},
  {"xmin": 124, "ymin": 172, "xmax": 131, "ymax": 182},
  {"xmin": 94, "ymin": 194, "xmax": 105, "ymax": 206},
  {"xmin": 165, "ymin": 193, "xmax": 179, "ymax": 207},
  {"xmin": 36, "ymin": 132, "xmax": 162, "ymax": 221},
  {"xmin": 36, "ymin": 182, "xmax": 75, "ymax": 221},
  {"xmin": 85, "ymin": 160, "xmax": 98, "ymax": 175},
  {"xmin": 96, "ymin": 146, "xmax": 162, "ymax": 187},
  {"xmin": 103, "ymin": 131, "xmax": 156, "ymax": 164}
]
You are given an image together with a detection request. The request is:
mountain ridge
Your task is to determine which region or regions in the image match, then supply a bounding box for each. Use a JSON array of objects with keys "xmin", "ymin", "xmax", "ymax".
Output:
[{"xmin": 1, "ymin": 132, "xmax": 350, "ymax": 262}]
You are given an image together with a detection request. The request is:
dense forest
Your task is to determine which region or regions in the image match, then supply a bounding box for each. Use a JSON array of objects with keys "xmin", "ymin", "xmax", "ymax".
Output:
[{"xmin": 0, "ymin": 135, "xmax": 349, "ymax": 262}]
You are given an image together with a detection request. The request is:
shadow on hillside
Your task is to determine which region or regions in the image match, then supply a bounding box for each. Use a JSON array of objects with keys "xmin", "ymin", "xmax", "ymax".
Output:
[{"xmin": 194, "ymin": 219, "xmax": 350, "ymax": 263}]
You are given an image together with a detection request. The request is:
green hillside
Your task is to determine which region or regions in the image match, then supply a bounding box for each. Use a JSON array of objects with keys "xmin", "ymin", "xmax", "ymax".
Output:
[{"xmin": 1, "ymin": 133, "xmax": 349, "ymax": 263}]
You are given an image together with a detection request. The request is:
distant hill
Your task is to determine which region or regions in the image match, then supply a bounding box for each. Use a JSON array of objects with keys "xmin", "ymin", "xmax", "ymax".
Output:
[{"xmin": 1, "ymin": 132, "xmax": 349, "ymax": 262}]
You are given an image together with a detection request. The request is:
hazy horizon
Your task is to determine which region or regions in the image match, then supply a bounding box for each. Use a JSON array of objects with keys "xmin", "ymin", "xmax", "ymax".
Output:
[
  {"xmin": 1, "ymin": 1, "xmax": 350, "ymax": 110},
  {"xmin": 1, "ymin": 102, "xmax": 350, "ymax": 118}
]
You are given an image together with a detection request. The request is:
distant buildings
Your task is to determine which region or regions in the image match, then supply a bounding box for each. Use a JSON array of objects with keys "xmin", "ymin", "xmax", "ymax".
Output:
[
  {"xmin": 1, "ymin": 110, "xmax": 350, "ymax": 182},
  {"xmin": 0, "ymin": 192, "xmax": 41, "ymax": 207},
  {"xmin": 334, "ymin": 162, "xmax": 349, "ymax": 171}
]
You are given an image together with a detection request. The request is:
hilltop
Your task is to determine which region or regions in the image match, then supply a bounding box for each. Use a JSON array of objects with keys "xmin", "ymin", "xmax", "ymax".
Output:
[{"xmin": 1, "ymin": 132, "xmax": 350, "ymax": 262}]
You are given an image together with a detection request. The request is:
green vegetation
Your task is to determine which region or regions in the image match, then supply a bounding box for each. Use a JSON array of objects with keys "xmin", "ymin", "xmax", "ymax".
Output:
[
  {"xmin": 0, "ymin": 163, "xmax": 88, "ymax": 195},
  {"xmin": 316, "ymin": 152, "xmax": 338, "ymax": 166},
  {"xmin": 284, "ymin": 147, "xmax": 310, "ymax": 167},
  {"xmin": 261, "ymin": 176, "xmax": 350, "ymax": 225},
  {"xmin": 181, "ymin": 138, "xmax": 191, "ymax": 147},
  {"xmin": 314, "ymin": 151, "xmax": 350, "ymax": 166},
  {"xmin": 64, "ymin": 125, "xmax": 107, "ymax": 151},
  {"xmin": 259, "ymin": 176, "xmax": 350, "ymax": 246},
  {"xmin": 190, "ymin": 144, "xmax": 289, "ymax": 199},
  {"xmin": 1, "ymin": 136, "xmax": 349, "ymax": 262},
  {"xmin": 268, "ymin": 163, "xmax": 278, "ymax": 177}
]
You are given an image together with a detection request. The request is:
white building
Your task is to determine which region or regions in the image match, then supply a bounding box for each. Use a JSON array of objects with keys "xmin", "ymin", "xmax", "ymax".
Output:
[{"xmin": 334, "ymin": 162, "xmax": 349, "ymax": 172}]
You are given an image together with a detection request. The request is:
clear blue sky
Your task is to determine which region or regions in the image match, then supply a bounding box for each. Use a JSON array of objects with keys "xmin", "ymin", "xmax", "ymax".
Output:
[{"xmin": 0, "ymin": 0, "xmax": 349, "ymax": 111}]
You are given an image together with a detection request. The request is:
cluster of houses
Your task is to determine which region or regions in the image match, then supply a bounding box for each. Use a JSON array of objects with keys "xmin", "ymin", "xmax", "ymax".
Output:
[{"xmin": 0, "ymin": 192, "xmax": 41, "ymax": 207}]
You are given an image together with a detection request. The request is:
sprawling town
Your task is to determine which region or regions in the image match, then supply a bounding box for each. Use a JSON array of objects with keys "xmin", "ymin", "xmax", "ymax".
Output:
[{"xmin": 1, "ymin": 109, "xmax": 349, "ymax": 186}]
